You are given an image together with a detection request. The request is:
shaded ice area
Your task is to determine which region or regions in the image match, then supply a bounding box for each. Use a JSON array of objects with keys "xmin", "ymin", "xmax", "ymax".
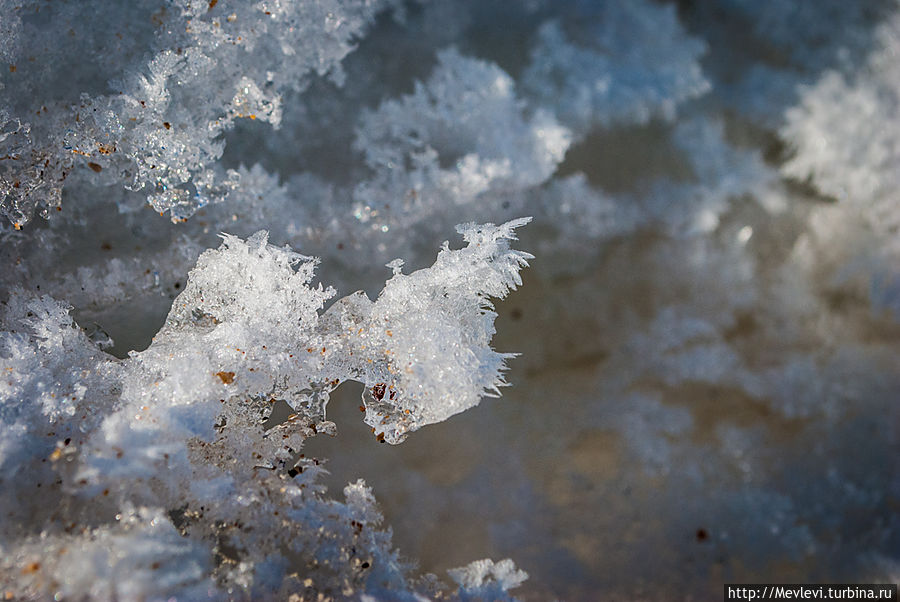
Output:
[{"xmin": 2, "ymin": 0, "xmax": 900, "ymax": 599}]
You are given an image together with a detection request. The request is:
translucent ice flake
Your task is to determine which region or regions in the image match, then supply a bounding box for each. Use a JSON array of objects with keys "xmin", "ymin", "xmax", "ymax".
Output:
[{"xmin": 0, "ymin": 110, "xmax": 65, "ymax": 228}]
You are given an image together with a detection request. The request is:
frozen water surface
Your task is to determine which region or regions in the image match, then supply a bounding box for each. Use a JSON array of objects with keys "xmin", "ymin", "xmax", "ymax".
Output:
[{"xmin": 1, "ymin": 0, "xmax": 899, "ymax": 600}]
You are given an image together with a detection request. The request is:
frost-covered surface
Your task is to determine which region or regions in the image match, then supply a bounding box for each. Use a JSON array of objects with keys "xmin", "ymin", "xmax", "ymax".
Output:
[
  {"xmin": 2, "ymin": 0, "xmax": 900, "ymax": 600},
  {"xmin": 0, "ymin": 0, "xmax": 400, "ymax": 226},
  {"xmin": 1, "ymin": 223, "xmax": 529, "ymax": 599},
  {"xmin": 781, "ymin": 10, "xmax": 900, "ymax": 235}
]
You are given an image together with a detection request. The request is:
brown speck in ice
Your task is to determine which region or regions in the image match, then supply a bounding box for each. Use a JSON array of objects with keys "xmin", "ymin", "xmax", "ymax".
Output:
[{"xmin": 21, "ymin": 562, "xmax": 40, "ymax": 575}]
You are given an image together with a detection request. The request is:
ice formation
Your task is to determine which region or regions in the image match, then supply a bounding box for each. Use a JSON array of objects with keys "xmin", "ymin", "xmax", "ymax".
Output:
[
  {"xmin": 1, "ymin": 222, "xmax": 530, "ymax": 598},
  {"xmin": 521, "ymin": 0, "xmax": 709, "ymax": 131},
  {"xmin": 0, "ymin": 0, "xmax": 401, "ymax": 225},
  {"xmin": 353, "ymin": 49, "xmax": 570, "ymax": 231},
  {"xmin": 781, "ymin": 10, "xmax": 900, "ymax": 237},
  {"xmin": 2, "ymin": 0, "xmax": 900, "ymax": 599}
]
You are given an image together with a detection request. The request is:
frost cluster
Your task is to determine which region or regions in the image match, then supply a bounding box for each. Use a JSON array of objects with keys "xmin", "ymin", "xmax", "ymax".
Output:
[
  {"xmin": 2, "ymin": 0, "xmax": 900, "ymax": 599},
  {"xmin": 1, "ymin": 221, "xmax": 529, "ymax": 599},
  {"xmin": 0, "ymin": 0, "xmax": 400, "ymax": 225}
]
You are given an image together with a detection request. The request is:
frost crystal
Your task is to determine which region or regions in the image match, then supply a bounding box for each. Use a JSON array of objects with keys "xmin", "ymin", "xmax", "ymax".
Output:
[
  {"xmin": 353, "ymin": 49, "xmax": 569, "ymax": 230},
  {"xmin": 331, "ymin": 217, "xmax": 532, "ymax": 442},
  {"xmin": 781, "ymin": 11, "xmax": 900, "ymax": 217},
  {"xmin": 780, "ymin": 8, "xmax": 900, "ymax": 311}
]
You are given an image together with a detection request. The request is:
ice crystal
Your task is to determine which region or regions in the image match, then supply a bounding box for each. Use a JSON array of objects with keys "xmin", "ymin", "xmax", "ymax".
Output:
[
  {"xmin": 781, "ymin": 11, "xmax": 900, "ymax": 216},
  {"xmin": 449, "ymin": 558, "xmax": 529, "ymax": 601},
  {"xmin": 353, "ymin": 48, "xmax": 569, "ymax": 232}
]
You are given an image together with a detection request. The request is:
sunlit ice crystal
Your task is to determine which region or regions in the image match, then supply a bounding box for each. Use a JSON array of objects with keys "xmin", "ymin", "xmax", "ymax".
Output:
[{"xmin": 326, "ymin": 217, "xmax": 533, "ymax": 443}]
